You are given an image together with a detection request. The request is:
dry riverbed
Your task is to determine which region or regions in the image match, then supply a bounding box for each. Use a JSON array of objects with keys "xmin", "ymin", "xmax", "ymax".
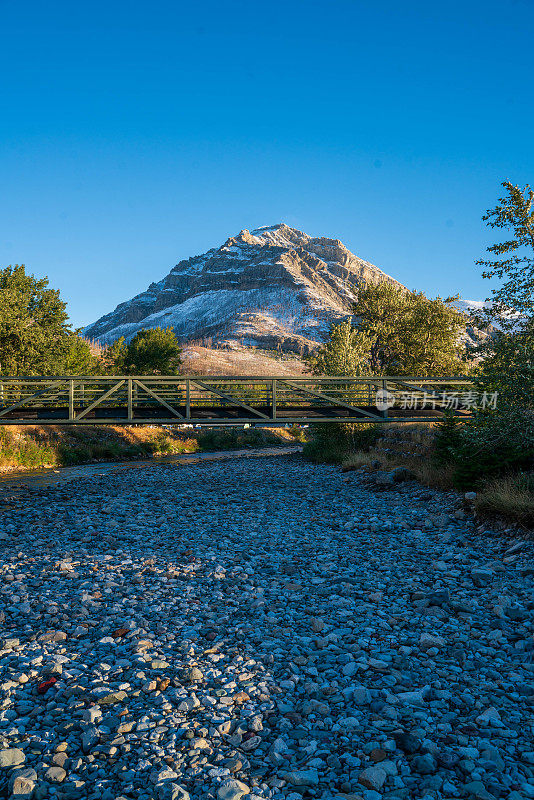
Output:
[{"xmin": 0, "ymin": 454, "xmax": 533, "ymax": 800}]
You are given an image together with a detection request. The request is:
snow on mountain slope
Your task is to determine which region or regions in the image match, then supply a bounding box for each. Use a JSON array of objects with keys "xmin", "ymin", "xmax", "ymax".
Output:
[
  {"xmin": 454, "ymin": 299, "xmax": 487, "ymax": 315},
  {"xmin": 83, "ymin": 223, "xmax": 405, "ymax": 352}
]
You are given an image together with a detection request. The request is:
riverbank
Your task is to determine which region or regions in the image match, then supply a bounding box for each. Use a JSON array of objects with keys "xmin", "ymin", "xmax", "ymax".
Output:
[
  {"xmin": 304, "ymin": 422, "xmax": 534, "ymax": 530},
  {"xmin": 0, "ymin": 445, "xmax": 302, "ymax": 488},
  {"xmin": 0, "ymin": 424, "xmax": 301, "ymax": 474}
]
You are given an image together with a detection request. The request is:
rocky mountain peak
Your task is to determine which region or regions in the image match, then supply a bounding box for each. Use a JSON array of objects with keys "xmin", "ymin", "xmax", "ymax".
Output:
[{"xmin": 83, "ymin": 224, "xmax": 402, "ymax": 354}]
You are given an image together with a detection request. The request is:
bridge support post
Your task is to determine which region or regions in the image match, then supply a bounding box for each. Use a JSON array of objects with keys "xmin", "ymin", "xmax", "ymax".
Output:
[
  {"xmin": 272, "ymin": 379, "xmax": 277, "ymax": 420},
  {"xmin": 186, "ymin": 379, "xmax": 190, "ymax": 420},
  {"xmin": 127, "ymin": 379, "xmax": 133, "ymax": 422},
  {"xmin": 380, "ymin": 378, "xmax": 389, "ymax": 420},
  {"xmin": 68, "ymin": 380, "xmax": 74, "ymax": 421}
]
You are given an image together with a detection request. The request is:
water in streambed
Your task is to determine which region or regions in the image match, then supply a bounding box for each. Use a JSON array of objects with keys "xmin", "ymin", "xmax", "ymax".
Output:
[{"xmin": 0, "ymin": 445, "xmax": 302, "ymax": 488}]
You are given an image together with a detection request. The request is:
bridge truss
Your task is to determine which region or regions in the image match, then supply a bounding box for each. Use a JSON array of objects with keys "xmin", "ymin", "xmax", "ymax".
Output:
[{"xmin": 0, "ymin": 376, "xmax": 478, "ymax": 426}]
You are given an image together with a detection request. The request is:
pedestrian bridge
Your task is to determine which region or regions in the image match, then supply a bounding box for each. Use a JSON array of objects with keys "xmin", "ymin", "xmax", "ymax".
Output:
[{"xmin": 0, "ymin": 376, "xmax": 483, "ymax": 426}]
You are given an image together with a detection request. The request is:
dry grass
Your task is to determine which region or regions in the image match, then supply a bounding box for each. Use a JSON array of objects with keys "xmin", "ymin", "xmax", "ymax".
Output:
[
  {"xmin": 180, "ymin": 344, "xmax": 306, "ymax": 376},
  {"xmin": 341, "ymin": 445, "xmax": 456, "ymax": 490},
  {"xmin": 408, "ymin": 459, "xmax": 457, "ymax": 491},
  {"xmin": 341, "ymin": 451, "xmax": 381, "ymax": 471},
  {"xmin": 476, "ymin": 473, "xmax": 534, "ymax": 527}
]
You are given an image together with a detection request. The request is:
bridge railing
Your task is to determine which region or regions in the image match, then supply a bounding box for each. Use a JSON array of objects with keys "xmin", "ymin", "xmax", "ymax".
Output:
[{"xmin": 0, "ymin": 375, "xmax": 478, "ymax": 425}]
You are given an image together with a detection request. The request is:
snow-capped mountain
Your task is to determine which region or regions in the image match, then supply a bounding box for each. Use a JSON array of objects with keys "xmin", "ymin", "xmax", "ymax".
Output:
[
  {"xmin": 454, "ymin": 299, "xmax": 487, "ymax": 315},
  {"xmin": 84, "ymin": 223, "xmax": 403, "ymax": 353}
]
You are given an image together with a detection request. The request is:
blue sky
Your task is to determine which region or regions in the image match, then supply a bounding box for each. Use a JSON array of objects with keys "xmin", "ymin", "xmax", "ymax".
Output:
[{"xmin": 1, "ymin": 0, "xmax": 533, "ymax": 328}]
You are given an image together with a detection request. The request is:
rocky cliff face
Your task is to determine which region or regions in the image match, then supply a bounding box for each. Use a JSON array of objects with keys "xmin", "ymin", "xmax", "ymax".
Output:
[{"xmin": 83, "ymin": 223, "xmax": 403, "ymax": 353}]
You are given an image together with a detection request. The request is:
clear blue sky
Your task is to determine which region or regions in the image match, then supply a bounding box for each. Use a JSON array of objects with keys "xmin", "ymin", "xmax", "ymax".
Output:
[{"xmin": 1, "ymin": 0, "xmax": 533, "ymax": 328}]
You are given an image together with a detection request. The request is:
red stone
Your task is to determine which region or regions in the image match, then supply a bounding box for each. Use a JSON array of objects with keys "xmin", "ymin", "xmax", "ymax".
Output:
[{"xmin": 37, "ymin": 678, "xmax": 57, "ymax": 694}]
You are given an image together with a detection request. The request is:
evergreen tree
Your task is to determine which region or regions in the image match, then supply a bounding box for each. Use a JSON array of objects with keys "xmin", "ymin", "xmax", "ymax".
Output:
[
  {"xmin": 100, "ymin": 337, "xmax": 128, "ymax": 374},
  {"xmin": 103, "ymin": 327, "xmax": 183, "ymax": 375},
  {"xmin": 306, "ymin": 320, "xmax": 371, "ymax": 376},
  {"xmin": 0, "ymin": 264, "xmax": 95, "ymax": 375},
  {"xmin": 60, "ymin": 333, "xmax": 100, "ymax": 375}
]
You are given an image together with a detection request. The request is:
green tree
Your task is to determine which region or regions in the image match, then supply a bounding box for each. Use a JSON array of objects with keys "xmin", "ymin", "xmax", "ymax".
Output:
[
  {"xmin": 476, "ymin": 181, "xmax": 534, "ymax": 329},
  {"xmin": 103, "ymin": 327, "xmax": 183, "ymax": 375},
  {"xmin": 353, "ymin": 282, "xmax": 467, "ymax": 375},
  {"xmin": 308, "ymin": 284, "xmax": 467, "ymax": 378},
  {"xmin": 100, "ymin": 336, "xmax": 128, "ymax": 374},
  {"xmin": 476, "ymin": 323, "xmax": 534, "ymax": 409},
  {"xmin": 306, "ymin": 320, "xmax": 371, "ymax": 376},
  {"xmin": 0, "ymin": 264, "xmax": 95, "ymax": 375},
  {"xmin": 472, "ymin": 182, "xmax": 534, "ymax": 408},
  {"xmin": 60, "ymin": 333, "xmax": 100, "ymax": 375},
  {"xmin": 304, "ymin": 284, "xmax": 467, "ymax": 464},
  {"xmin": 434, "ymin": 184, "xmax": 534, "ymax": 490}
]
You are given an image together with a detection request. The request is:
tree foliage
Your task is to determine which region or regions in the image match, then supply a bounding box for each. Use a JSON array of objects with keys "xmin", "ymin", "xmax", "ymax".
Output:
[
  {"xmin": 60, "ymin": 333, "xmax": 100, "ymax": 375},
  {"xmin": 307, "ymin": 283, "xmax": 467, "ymax": 377},
  {"xmin": 103, "ymin": 327, "xmax": 183, "ymax": 375},
  {"xmin": 476, "ymin": 324, "xmax": 534, "ymax": 409},
  {"xmin": 354, "ymin": 283, "xmax": 467, "ymax": 375},
  {"xmin": 0, "ymin": 264, "xmax": 96, "ymax": 375},
  {"xmin": 476, "ymin": 181, "xmax": 534, "ymax": 328},
  {"xmin": 472, "ymin": 181, "xmax": 534, "ymax": 408},
  {"xmin": 306, "ymin": 320, "xmax": 371, "ymax": 376},
  {"xmin": 434, "ymin": 182, "xmax": 534, "ymax": 490},
  {"xmin": 100, "ymin": 337, "xmax": 128, "ymax": 375}
]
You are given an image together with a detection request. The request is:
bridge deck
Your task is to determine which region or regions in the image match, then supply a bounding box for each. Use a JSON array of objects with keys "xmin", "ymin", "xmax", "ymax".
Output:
[{"xmin": 0, "ymin": 376, "xmax": 478, "ymax": 425}]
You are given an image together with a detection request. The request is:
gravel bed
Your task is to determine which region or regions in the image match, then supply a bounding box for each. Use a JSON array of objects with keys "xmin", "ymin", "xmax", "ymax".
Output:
[{"xmin": 0, "ymin": 454, "xmax": 533, "ymax": 800}]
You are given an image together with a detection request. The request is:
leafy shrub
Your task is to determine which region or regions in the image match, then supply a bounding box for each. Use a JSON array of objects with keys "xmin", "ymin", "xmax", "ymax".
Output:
[
  {"xmin": 149, "ymin": 431, "xmax": 174, "ymax": 455},
  {"xmin": 433, "ymin": 412, "xmax": 465, "ymax": 464},
  {"xmin": 303, "ymin": 423, "xmax": 382, "ymax": 464},
  {"xmin": 195, "ymin": 427, "xmax": 283, "ymax": 452},
  {"xmin": 438, "ymin": 407, "xmax": 534, "ymax": 489},
  {"xmin": 15, "ymin": 439, "xmax": 56, "ymax": 468},
  {"xmin": 474, "ymin": 328, "xmax": 534, "ymax": 409},
  {"xmin": 0, "ymin": 429, "xmax": 56, "ymax": 469},
  {"xmin": 287, "ymin": 424, "xmax": 307, "ymax": 443},
  {"xmin": 57, "ymin": 444, "xmax": 92, "ymax": 466}
]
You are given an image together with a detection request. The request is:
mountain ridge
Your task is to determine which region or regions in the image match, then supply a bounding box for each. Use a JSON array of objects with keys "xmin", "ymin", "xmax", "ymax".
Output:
[{"xmin": 84, "ymin": 223, "xmax": 404, "ymax": 354}]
